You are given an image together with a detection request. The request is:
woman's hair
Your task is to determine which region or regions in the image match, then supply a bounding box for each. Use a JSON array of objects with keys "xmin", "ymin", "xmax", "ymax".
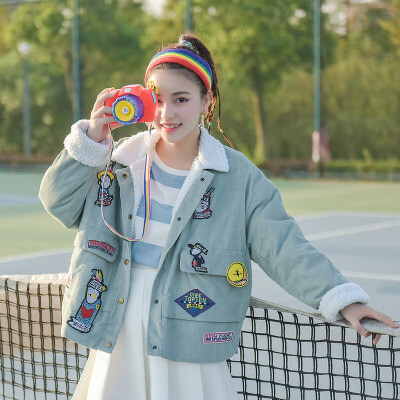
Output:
[{"xmin": 146, "ymin": 32, "xmax": 233, "ymax": 148}]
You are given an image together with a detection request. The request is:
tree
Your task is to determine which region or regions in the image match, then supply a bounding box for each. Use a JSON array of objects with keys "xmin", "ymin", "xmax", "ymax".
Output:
[
  {"xmin": 150, "ymin": 0, "xmax": 335, "ymax": 163},
  {"xmin": 0, "ymin": 0, "xmax": 155, "ymax": 154},
  {"xmin": 380, "ymin": 0, "xmax": 400, "ymax": 55}
]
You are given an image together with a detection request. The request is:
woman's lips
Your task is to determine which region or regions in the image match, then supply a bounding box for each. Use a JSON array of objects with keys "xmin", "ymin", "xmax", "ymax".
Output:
[{"xmin": 161, "ymin": 123, "xmax": 182, "ymax": 133}]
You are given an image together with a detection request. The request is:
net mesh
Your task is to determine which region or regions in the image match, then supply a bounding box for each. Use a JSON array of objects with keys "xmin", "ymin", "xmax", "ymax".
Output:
[
  {"xmin": 1, "ymin": 276, "xmax": 399, "ymax": 400},
  {"xmin": 228, "ymin": 305, "xmax": 399, "ymax": 399},
  {"xmin": 0, "ymin": 278, "xmax": 88, "ymax": 400}
]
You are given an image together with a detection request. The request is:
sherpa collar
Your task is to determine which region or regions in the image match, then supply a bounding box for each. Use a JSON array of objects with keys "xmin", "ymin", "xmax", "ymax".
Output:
[
  {"xmin": 111, "ymin": 126, "xmax": 229, "ymax": 173},
  {"xmin": 111, "ymin": 126, "xmax": 229, "ymax": 226}
]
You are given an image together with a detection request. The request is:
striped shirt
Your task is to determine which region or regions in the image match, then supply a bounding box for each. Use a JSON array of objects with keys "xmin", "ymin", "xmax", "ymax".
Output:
[{"xmin": 131, "ymin": 151, "xmax": 189, "ymax": 269}]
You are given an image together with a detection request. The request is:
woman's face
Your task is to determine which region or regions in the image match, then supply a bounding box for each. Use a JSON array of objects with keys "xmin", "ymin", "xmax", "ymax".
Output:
[{"xmin": 147, "ymin": 69, "xmax": 211, "ymax": 145}]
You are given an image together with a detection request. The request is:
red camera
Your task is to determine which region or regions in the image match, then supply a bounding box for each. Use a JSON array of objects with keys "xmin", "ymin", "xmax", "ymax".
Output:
[{"xmin": 105, "ymin": 83, "xmax": 158, "ymax": 129}]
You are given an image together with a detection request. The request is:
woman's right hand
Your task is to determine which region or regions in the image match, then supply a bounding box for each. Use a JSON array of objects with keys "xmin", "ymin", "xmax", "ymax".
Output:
[{"xmin": 87, "ymin": 88, "xmax": 122, "ymax": 143}]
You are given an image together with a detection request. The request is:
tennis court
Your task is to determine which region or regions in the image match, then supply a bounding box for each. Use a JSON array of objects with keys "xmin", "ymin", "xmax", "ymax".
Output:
[
  {"xmin": 1, "ymin": 169, "xmax": 399, "ymax": 310},
  {"xmin": 2, "ymin": 210, "xmax": 399, "ymax": 319},
  {"xmin": 1, "ymin": 170, "xmax": 399, "ymax": 316},
  {"xmin": 1, "ymin": 170, "xmax": 399, "ymax": 399}
]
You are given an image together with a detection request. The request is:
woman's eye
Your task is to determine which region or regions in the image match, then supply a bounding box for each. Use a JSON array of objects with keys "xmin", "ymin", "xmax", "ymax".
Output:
[{"xmin": 176, "ymin": 98, "xmax": 187, "ymax": 103}]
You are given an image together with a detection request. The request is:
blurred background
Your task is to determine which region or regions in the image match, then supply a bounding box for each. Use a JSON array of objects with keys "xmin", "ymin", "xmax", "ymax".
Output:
[
  {"xmin": 0, "ymin": 0, "xmax": 399, "ymax": 169},
  {"xmin": 0, "ymin": 1, "xmax": 399, "ymax": 313}
]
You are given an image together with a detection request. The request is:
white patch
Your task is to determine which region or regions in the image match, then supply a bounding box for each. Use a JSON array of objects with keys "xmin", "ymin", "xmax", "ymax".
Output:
[{"xmin": 203, "ymin": 331, "xmax": 234, "ymax": 344}]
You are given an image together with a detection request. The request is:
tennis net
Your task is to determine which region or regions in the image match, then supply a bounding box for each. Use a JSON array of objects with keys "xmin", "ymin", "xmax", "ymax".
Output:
[{"xmin": 1, "ymin": 275, "xmax": 399, "ymax": 400}]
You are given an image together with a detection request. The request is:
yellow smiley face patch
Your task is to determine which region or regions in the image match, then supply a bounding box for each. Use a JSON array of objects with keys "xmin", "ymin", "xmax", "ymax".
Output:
[{"xmin": 226, "ymin": 262, "xmax": 248, "ymax": 287}]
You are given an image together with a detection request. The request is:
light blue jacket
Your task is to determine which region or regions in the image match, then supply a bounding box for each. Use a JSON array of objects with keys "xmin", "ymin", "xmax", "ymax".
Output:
[{"xmin": 38, "ymin": 121, "xmax": 369, "ymax": 363}]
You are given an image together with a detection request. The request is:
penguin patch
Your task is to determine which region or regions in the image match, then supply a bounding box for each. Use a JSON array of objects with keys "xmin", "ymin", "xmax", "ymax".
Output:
[
  {"xmin": 95, "ymin": 162, "xmax": 116, "ymax": 207},
  {"xmin": 193, "ymin": 187, "xmax": 215, "ymax": 219},
  {"xmin": 175, "ymin": 289, "xmax": 215, "ymax": 317},
  {"xmin": 226, "ymin": 262, "xmax": 248, "ymax": 287},
  {"xmin": 188, "ymin": 243, "xmax": 208, "ymax": 273},
  {"xmin": 67, "ymin": 269, "xmax": 107, "ymax": 333}
]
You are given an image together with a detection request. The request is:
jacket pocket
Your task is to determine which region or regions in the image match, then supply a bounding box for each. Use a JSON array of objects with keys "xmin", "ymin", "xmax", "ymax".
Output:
[
  {"xmin": 162, "ymin": 283, "xmax": 251, "ymax": 323},
  {"xmin": 74, "ymin": 227, "xmax": 119, "ymax": 263},
  {"xmin": 179, "ymin": 247, "xmax": 247, "ymax": 277}
]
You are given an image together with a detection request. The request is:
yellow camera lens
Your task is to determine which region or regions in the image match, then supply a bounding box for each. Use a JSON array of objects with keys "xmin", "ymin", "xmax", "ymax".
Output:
[{"xmin": 114, "ymin": 100, "xmax": 136, "ymax": 122}]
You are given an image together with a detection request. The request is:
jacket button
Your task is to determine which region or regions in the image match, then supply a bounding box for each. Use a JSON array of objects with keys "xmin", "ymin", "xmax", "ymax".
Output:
[
  {"xmin": 177, "ymin": 217, "xmax": 181, "ymax": 221},
  {"xmin": 153, "ymin": 345, "xmax": 157, "ymax": 349},
  {"xmin": 106, "ymin": 342, "xmax": 112, "ymax": 348},
  {"xmin": 128, "ymin": 214, "xmax": 133, "ymax": 220},
  {"xmin": 119, "ymin": 298, "xmax": 124, "ymax": 304},
  {"xmin": 154, "ymin": 299, "xmax": 158, "ymax": 304},
  {"xmin": 124, "ymin": 259, "xmax": 129, "ymax": 265},
  {"xmin": 122, "ymin": 173, "xmax": 128, "ymax": 179}
]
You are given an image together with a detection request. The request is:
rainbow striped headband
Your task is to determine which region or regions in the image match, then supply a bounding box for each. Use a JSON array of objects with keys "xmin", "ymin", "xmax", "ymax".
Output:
[{"xmin": 145, "ymin": 48, "xmax": 213, "ymax": 92}]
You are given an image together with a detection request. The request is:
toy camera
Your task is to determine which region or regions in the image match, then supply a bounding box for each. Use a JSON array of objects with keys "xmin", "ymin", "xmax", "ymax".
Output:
[{"xmin": 105, "ymin": 83, "xmax": 158, "ymax": 129}]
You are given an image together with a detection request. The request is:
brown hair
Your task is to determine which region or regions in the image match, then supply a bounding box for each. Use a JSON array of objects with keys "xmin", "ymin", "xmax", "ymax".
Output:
[{"xmin": 146, "ymin": 32, "xmax": 234, "ymax": 149}]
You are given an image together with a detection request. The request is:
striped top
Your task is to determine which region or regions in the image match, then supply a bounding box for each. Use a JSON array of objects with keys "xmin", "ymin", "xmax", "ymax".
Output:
[{"xmin": 131, "ymin": 151, "xmax": 189, "ymax": 269}]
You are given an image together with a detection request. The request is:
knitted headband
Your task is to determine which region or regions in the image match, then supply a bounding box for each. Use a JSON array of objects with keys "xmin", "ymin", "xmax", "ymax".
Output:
[{"xmin": 145, "ymin": 48, "xmax": 213, "ymax": 92}]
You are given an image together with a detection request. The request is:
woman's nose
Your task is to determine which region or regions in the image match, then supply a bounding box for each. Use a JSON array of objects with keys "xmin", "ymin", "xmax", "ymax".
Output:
[{"xmin": 159, "ymin": 102, "xmax": 175, "ymax": 119}]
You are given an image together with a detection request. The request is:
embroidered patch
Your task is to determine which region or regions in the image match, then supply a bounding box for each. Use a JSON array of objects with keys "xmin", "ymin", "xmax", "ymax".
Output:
[
  {"xmin": 193, "ymin": 187, "xmax": 215, "ymax": 219},
  {"xmin": 226, "ymin": 262, "xmax": 248, "ymax": 287},
  {"xmin": 175, "ymin": 289, "xmax": 215, "ymax": 317},
  {"xmin": 67, "ymin": 269, "xmax": 107, "ymax": 333},
  {"xmin": 95, "ymin": 162, "xmax": 116, "ymax": 207},
  {"xmin": 88, "ymin": 240, "xmax": 116, "ymax": 256},
  {"xmin": 203, "ymin": 331, "xmax": 234, "ymax": 344},
  {"xmin": 188, "ymin": 243, "xmax": 208, "ymax": 273}
]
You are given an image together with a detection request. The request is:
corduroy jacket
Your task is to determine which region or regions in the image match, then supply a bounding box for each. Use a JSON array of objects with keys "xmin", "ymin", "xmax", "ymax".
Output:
[{"xmin": 38, "ymin": 121, "xmax": 369, "ymax": 363}]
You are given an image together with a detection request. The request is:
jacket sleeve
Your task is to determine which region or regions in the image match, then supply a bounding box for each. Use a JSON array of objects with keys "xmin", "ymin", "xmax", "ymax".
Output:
[
  {"xmin": 245, "ymin": 174, "xmax": 369, "ymax": 321},
  {"xmin": 38, "ymin": 120, "xmax": 111, "ymax": 229}
]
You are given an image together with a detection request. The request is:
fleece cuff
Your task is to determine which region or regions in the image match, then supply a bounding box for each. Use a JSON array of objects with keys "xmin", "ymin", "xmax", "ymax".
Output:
[
  {"xmin": 64, "ymin": 120, "xmax": 111, "ymax": 167},
  {"xmin": 318, "ymin": 282, "xmax": 370, "ymax": 321}
]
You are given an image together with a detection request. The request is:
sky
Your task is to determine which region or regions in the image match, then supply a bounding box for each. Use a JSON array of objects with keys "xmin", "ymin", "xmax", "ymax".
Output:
[{"xmin": 142, "ymin": 0, "xmax": 166, "ymax": 18}]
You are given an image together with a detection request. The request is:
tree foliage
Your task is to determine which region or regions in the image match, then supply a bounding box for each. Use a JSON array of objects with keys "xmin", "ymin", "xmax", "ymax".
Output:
[
  {"xmin": 0, "ymin": 0, "xmax": 399, "ymax": 163},
  {"xmin": 1, "ymin": 0, "xmax": 154, "ymax": 154}
]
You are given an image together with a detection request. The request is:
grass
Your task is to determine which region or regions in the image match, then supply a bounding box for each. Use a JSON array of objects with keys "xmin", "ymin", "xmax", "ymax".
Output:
[
  {"xmin": 1, "ymin": 171, "xmax": 399, "ymax": 258},
  {"xmin": 274, "ymin": 179, "xmax": 400, "ymax": 216}
]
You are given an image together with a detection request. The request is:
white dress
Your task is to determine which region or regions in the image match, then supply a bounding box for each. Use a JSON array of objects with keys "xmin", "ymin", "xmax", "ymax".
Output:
[{"xmin": 73, "ymin": 153, "xmax": 241, "ymax": 400}]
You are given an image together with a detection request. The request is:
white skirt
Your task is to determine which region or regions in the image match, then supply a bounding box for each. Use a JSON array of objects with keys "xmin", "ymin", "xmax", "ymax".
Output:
[{"xmin": 73, "ymin": 263, "xmax": 241, "ymax": 400}]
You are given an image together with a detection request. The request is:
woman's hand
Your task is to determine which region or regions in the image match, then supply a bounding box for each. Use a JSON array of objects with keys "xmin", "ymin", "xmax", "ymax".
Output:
[
  {"xmin": 340, "ymin": 303, "xmax": 399, "ymax": 345},
  {"xmin": 87, "ymin": 88, "xmax": 122, "ymax": 143}
]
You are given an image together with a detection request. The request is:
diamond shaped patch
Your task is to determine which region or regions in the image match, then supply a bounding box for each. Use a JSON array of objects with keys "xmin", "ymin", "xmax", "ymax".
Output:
[{"xmin": 175, "ymin": 289, "xmax": 215, "ymax": 317}]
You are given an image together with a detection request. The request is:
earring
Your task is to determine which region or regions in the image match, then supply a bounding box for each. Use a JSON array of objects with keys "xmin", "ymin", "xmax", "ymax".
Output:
[{"xmin": 201, "ymin": 113, "xmax": 205, "ymax": 129}]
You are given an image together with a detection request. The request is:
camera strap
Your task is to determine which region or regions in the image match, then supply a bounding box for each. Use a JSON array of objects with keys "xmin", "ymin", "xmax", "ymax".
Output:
[{"xmin": 100, "ymin": 123, "xmax": 152, "ymax": 242}]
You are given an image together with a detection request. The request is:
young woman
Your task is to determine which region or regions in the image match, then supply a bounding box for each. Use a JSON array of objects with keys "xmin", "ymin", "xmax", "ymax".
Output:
[{"xmin": 39, "ymin": 32, "xmax": 397, "ymax": 400}]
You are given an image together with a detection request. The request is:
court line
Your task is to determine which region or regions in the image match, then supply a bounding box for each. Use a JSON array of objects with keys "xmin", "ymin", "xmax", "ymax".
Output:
[
  {"xmin": 0, "ymin": 195, "xmax": 41, "ymax": 208},
  {"xmin": 296, "ymin": 210, "xmax": 400, "ymax": 221},
  {"xmin": 306, "ymin": 219, "xmax": 400, "ymax": 241},
  {"xmin": 342, "ymin": 271, "xmax": 400, "ymax": 282},
  {"xmin": 0, "ymin": 248, "xmax": 72, "ymax": 264}
]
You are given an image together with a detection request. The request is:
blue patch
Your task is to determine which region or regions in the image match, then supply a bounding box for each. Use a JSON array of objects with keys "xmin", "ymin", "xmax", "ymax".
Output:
[
  {"xmin": 67, "ymin": 269, "xmax": 107, "ymax": 333},
  {"xmin": 193, "ymin": 187, "xmax": 215, "ymax": 219},
  {"xmin": 175, "ymin": 289, "xmax": 215, "ymax": 317},
  {"xmin": 188, "ymin": 243, "xmax": 208, "ymax": 273},
  {"xmin": 95, "ymin": 162, "xmax": 116, "ymax": 207}
]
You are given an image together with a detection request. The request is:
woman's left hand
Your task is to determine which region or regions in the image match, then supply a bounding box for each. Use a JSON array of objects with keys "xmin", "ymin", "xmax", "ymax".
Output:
[{"xmin": 340, "ymin": 303, "xmax": 399, "ymax": 345}]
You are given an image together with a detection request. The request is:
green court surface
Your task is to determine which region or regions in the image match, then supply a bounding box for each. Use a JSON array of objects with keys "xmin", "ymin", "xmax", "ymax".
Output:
[{"xmin": 1, "ymin": 170, "xmax": 399, "ymax": 258}]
